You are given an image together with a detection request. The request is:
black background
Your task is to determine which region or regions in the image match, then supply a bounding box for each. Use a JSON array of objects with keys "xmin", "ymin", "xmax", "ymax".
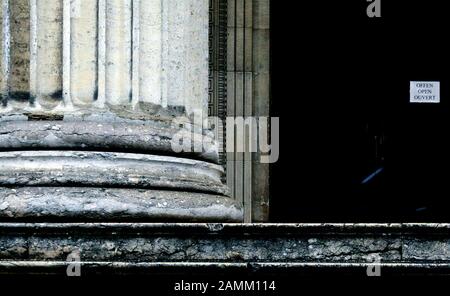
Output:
[{"xmin": 270, "ymin": 0, "xmax": 450, "ymax": 222}]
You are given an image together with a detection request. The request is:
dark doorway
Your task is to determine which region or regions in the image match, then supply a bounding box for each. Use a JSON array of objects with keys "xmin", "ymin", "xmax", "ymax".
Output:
[{"xmin": 271, "ymin": 0, "xmax": 450, "ymax": 222}]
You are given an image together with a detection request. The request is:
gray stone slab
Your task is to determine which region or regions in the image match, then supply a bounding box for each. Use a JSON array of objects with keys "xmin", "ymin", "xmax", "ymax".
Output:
[
  {"xmin": 0, "ymin": 187, "xmax": 242, "ymax": 222},
  {"xmin": 0, "ymin": 119, "xmax": 219, "ymax": 163},
  {"xmin": 0, "ymin": 151, "xmax": 228, "ymax": 195},
  {"xmin": 0, "ymin": 223, "xmax": 449, "ymax": 275}
]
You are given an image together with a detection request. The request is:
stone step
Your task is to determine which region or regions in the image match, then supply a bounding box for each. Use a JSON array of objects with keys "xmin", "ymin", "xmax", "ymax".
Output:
[{"xmin": 0, "ymin": 223, "xmax": 449, "ymax": 275}]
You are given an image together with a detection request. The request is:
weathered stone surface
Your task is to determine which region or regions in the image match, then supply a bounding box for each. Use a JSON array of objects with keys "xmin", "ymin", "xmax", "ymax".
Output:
[
  {"xmin": 0, "ymin": 223, "xmax": 449, "ymax": 275},
  {"xmin": 0, "ymin": 224, "xmax": 406, "ymax": 262},
  {"xmin": 33, "ymin": 0, "xmax": 64, "ymax": 109},
  {"xmin": 0, "ymin": 151, "xmax": 228, "ymax": 195},
  {"xmin": 0, "ymin": 1, "xmax": 5, "ymax": 105},
  {"xmin": 105, "ymin": 0, "xmax": 132, "ymax": 106},
  {"xmin": 70, "ymin": 0, "xmax": 98, "ymax": 105},
  {"xmin": 0, "ymin": 118, "xmax": 219, "ymax": 163},
  {"xmin": 8, "ymin": 0, "xmax": 30, "ymax": 103},
  {"xmin": 0, "ymin": 187, "xmax": 242, "ymax": 222},
  {"xmin": 403, "ymin": 239, "xmax": 450, "ymax": 261},
  {"xmin": 8, "ymin": 235, "xmax": 401, "ymax": 263}
]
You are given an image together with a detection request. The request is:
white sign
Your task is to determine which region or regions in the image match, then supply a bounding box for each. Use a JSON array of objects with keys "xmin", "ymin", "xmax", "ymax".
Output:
[{"xmin": 410, "ymin": 81, "xmax": 440, "ymax": 103}]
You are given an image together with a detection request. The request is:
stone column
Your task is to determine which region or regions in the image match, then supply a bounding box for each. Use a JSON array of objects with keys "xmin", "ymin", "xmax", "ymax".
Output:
[{"xmin": 0, "ymin": 0, "xmax": 243, "ymax": 222}]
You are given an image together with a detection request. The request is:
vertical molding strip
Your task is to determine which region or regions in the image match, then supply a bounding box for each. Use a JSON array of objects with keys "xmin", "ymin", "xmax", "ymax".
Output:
[
  {"xmin": 29, "ymin": 0, "xmax": 37, "ymax": 108},
  {"xmin": 137, "ymin": 0, "xmax": 163, "ymax": 108},
  {"xmin": 96, "ymin": 0, "xmax": 106, "ymax": 108},
  {"xmin": 218, "ymin": 0, "xmax": 228, "ymax": 166},
  {"xmin": 0, "ymin": 0, "xmax": 10, "ymax": 108},
  {"xmin": 209, "ymin": 0, "xmax": 228, "ymax": 166},
  {"xmin": 243, "ymin": 0, "xmax": 253, "ymax": 223},
  {"xmin": 226, "ymin": 0, "xmax": 270, "ymax": 222},
  {"xmin": 62, "ymin": 0, "xmax": 71, "ymax": 108},
  {"xmin": 167, "ymin": 0, "xmax": 187, "ymax": 109},
  {"xmin": 234, "ymin": 0, "xmax": 244, "ymax": 218},
  {"xmin": 70, "ymin": 0, "xmax": 98, "ymax": 106},
  {"xmin": 131, "ymin": 0, "xmax": 140, "ymax": 109},
  {"xmin": 35, "ymin": 0, "xmax": 64, "ymax": 109},
  {"xmin": 8, "ymin": 0, "xmax": 31, "ymax": 107},
  {"xmin": 105, "ymin": 0, "xmax": 132, "ymax": 106},
  {"xmin": 161, "ymin": 0, "xmax": 169, "ymax": 108},
  {"xmin": 226, "ymin": 0, "xmax": 236, "ymax": 214},
  {"xmin": 251, "ymin": 0, "xmax": 270, "ymax": 222},
  {"xmin": 190, "ymin": 0, "xmax": 209, "ymax": 117}
]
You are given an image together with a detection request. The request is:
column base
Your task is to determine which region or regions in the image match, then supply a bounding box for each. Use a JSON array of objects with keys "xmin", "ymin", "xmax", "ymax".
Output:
[
  {"xmin": 0, "ymin": 111, "xmax": 242, "ymax": 222},
  {"xmin": 0, "ymin": 113, "xmax": 218, "ymax": 163},
  {"xmin": 0, "ymin": 187, "xmax": 243, "ymax": 222},
  {"xmin": 0, "ymin": 150, "xmax": 242, "ymax": 222}
]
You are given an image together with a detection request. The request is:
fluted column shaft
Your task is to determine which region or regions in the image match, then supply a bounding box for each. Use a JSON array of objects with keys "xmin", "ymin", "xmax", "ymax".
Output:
[{"xmin": 1, "ymin": 0, "xmax": 209, "ymax": 118}]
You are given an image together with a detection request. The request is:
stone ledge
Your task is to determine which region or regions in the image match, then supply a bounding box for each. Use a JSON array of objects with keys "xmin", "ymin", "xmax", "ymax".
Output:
[
  {"xmin": 0, "ymin": 223, "xmax": 449, "ymax": 275},
  {"xmin": 0, "ymin": 118, "xmax": 218, "ymax": 163},
  {"xmin": 0, "ymin": 188, "xmax": 242, "ymax": 222},
  {"xmin": 1, "ymin": 262, "xmax": 450, "ymax": 276},
  {"xmin": 0, "ymin": 151, "xmax": 227, "ymax": 195}
]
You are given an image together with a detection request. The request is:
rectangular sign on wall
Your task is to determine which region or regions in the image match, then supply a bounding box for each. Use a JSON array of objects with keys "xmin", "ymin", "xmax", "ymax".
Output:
[{"xmin": 410, "ymin": 81, "xmax": 440, "ymax": 103}]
